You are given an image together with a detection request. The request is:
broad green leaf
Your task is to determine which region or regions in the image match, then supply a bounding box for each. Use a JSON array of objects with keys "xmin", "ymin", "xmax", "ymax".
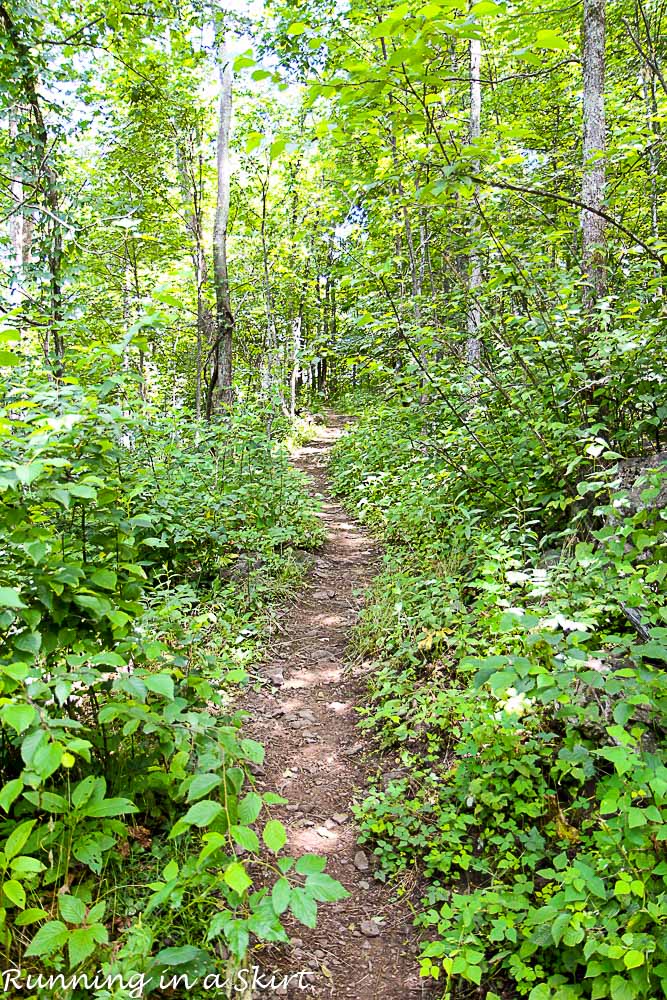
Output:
[
  {"xmin": 1, "ymin": 704, "xmax": 36, "ymax": 734},
  {"xmin": 263, "ymin": 819, "xmax": 287, "ymax": 853},
  {"xmin": 68, "ymin": 926, "xmax": 99, "ymax": 967},
  {"xmin": 238, "ymin": 792, "xmax": 262, "ymax": 824},
  {"xmin": 271, "ymin": 877, "xmax": 291, "ymax": 914},
  {"xmin": 186, "ymin": 773, "xmax": 222, "ymax": 802},
  {"xmin": 2, "ymin": 879, "xmax": 26, "ymax": 908},
  {"xmin": 82, "ymin": 797, "xmax": 138, "ymax": 818},
  {"xmin": 5, "ymin": 819, "xmax": 35, "ymax": 860},
  {"xmin": 304, "ymin": 872, "xmax": 349, "ymax": 902},
  {"xmin": 181, "ymin": 799, "xmax": 223, "ymax": 828},
  {"xmin": 59, "ymin": 894, "xmax": 87, "ymax": 924},
  {"xmin": 289, "ymin": 887, "xmax": 317, "ymax": 928},
  {"xmin": 223, "ymin": 861, "xmax": 252, "ymax": 895},
  {"xmin": 24, "ymin": 920, "xmax": 69, "ymax": 957},
  {"xmin": 295, "ymin": 854, "xmax": 326, "ymax": 875},
  {"xmin": 144, "ymin": 673, "xmax": 175, "ymax": 700},
  {"xmin": 155, "ymin": 945, "xmax": 204, "ymax": 966},
  {"xmin": 231, "ymin": 825, "xmax": 260, "ymax": 853},
  {"xmin": 0, "ymin": 587, "xmax": 26, "ymax": 609}
]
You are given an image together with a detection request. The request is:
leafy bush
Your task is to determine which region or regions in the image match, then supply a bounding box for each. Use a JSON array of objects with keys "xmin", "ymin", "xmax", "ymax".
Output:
[
  {"xmin": 332, "ymin": 402, "xmax": 667, "ymax": 1000},
  {"xmin": 0, "ymin": 372, "xmax": 340, "ymax": 989}
]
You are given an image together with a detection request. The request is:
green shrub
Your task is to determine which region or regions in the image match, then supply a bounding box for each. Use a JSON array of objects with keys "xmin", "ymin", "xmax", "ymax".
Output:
[
  {"xmin": 0, "ymin": 374, "xmax": 339, "ymax": 988},
  {"xmin": 333, "ymin": 403, "xmax": 667, "ymax": 1000}
]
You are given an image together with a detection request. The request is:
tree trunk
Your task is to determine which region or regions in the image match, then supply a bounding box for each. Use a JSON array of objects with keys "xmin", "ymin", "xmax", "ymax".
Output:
[
  {"xmin": 208, "ymin": 33, "xmax": 234, "ymax": 417},
  {"xmin": 581, "ymin": 0, "xmax": 606, "ymax": 308},
  {"xmin": 467, "ymin": 35, "xmax": 482, "ymax": 368},
  {"xmin": 177, "ymin": 131, "xmax": 214, "ymax": 418}
]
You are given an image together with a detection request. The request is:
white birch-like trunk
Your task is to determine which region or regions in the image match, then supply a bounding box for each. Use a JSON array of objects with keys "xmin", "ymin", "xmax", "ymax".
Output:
[
  {"xmin": 467, "ymin": 36, "xmax": 482, "ymax": 367},
  {"xmin": 210, "ymin": 33, "xmax": 234, "ymax": 415},
  {"xmin": 581, "ymin": 0, "xmax": 606, "ymax": 307}
]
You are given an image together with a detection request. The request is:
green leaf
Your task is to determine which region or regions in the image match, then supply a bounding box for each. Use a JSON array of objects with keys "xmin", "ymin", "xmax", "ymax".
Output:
[
  {"xmin": 286, "ymin": 21, "xmax": 308, "ymax": 34},
  {"xmin": 225, "ymin": 919, "xmax": 249, "ymax": 958},
  {"xmin": 90, "ymin": 569, "xmax": 117, "ymax": 590},
  {"xmin": 0, "ymin": 778, "xmax": 23, "ymax": 813},
  {"xmin": 295, "ymin": 854, "xmax": 326, "ymax": 875},
  {"xmin": 0, "ymin": 587, "xmax": 26, "ymax": 609},
  {"xmin": 15, "ymin": 462, "xmax": 44, "ymax": 485},
  {"xmin": 289, "ymin": 887, "xmax": 317, "ymax": 928},
  {"xmin": 223, "ymin": 862, "xmax": 252, "ymax": 895},
  {"xmin": 186, "ymin": 773, "xmax": 222, "ymax": 802},
  {"xmin": 596, "ymin": 746, "xmax": 634, "ymax": 776},
  {"xmin": 144, "ymin": 673, "xmax": 175, "ymax": 700},
  {"xmin": 0, "ymin": 350, "xmax": 21, "ymax": 366},
  {"xmin": 624, "ymin": 950, "xmax": 644, "ymax": 969},
  {"xmin": 271, "ymin": 877, "xmax": 291, "ymax": 915},
  {"xmin": 24, "ymin": 920, "xmax": 69, "ymax": 958},
  {"xmin": 535, "ymin": 28, "xmax": 569, "ymax": 50},
  {"xmin": 155, "ymin": 945, "xmax": 204, "ymax": 966},
  {"xmin": 263, "ymin": 819, "xmax": 287, "ymax": 853},
  {"xmin": 5, "ymin": 819, "xmax": 35, "ymax": 860},
  {"xmin": 1, "ymin": 703, "xmax": 37, "ymax": 734},
  {"xmin": 240, "ymin": 738, "xmax": 264, "ymax": 764},
  {"xmin": 610, "ymin": 975, "xmax": 636, "ymax": 1000},
  {"xmin": 3, "ymin": 879, "xmax": 26, "ymax": 908},
  {"xmin": 231, "ymin": 825, "xmax": 260, "ymax": 853},
  {"xmin": 304, "ymin": 872, "xmax": 349, "ymax": 902},
  {"xmin": 181, "ymin": 799, "xmax": 223, "ymax": 828},
  {"xmin": 82, "ymin": 797, "xmax": 138, "ymax": 818},
  {"xmin": 68, "ymin": 926, "xmax": 99, "ymax": 967},
  {"xmin": 15, "ymin": 907, "xmax": 49, "ymax": 926},
  {"xmin": 59, "ymin": 894, "xmax": 86, "ymax": 925},
  {"xmin": 238, "ymin": 791, "xmax": 262, "ymax": 824}
]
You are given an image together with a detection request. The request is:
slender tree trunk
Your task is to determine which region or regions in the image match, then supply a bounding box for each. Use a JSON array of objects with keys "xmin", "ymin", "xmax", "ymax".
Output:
[
  {"xmin": 467, "ymin": 35, "xmax": 482, "ymax": 368},
  {"xmin": 208, "ymin": 34, "xmax": 234, "ymax": 417},
  {"xmin": 177, "ymin": 134, "xmax": 214, "ymax": 418},
  {"xmin": 581, "ymin": 0, "xmax": 606, "ymax": 308}
]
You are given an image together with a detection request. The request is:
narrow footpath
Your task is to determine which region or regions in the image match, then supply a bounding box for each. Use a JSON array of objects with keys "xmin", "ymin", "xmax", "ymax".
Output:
[{"xmin": 240, "ymin": 414, "xmax": 432, "ymax": 999}]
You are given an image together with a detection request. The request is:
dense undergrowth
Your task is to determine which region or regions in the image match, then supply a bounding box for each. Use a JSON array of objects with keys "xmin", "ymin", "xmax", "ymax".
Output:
[
  {"xmin": 0, "ymin": 366, "xmax": 347, "ymax": 998},
  {"xmin": 332, "ymin": 399, "xmax": 667, "ymax": 1000}
]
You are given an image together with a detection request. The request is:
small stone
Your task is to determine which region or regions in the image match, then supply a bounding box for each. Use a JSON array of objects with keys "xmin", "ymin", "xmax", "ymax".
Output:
[
  {"xmin": 354, "ymin": 850, "xmax": 369, "ymax": 871},
  {"xmin": 314, "ymin": 949, "xmax": 325, "ymax": 959},
  {"xmin": 344, "ymin": 743, "xmax": 364, "ymax": 757},
  {"xmin": 332, "ymin": 812, "xmax": 348, "ymax": 824},
  {"xmin": 359, "ymin": 880, "xmax": 370, "ymax": 890},
  {"xmin": 317, "ymin": 826, "xmax": 335, "ymax": 839},
  {"xmin": 267, "ymin": 670, "xmax": 284, "ymax": 686},
  {"xmin": 298, "ymin": 709, "xmax": 316, "ymax": 722},
  {"xmin": 324, "ymin": 819, "xmax": 336, "ymax": 830},
  {"xmin": 360, "ymin": 919, "xmax": 382, "ymax": 938}
]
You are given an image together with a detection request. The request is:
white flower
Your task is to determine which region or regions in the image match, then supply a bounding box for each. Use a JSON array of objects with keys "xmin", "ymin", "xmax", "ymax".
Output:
[{"xmin": 494, "ymin": 687, "xmax": 535, "ymax": 719}]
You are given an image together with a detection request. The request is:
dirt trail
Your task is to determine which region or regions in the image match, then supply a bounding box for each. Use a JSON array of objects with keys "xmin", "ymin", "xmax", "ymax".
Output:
[{"xmin": 240, "ymin": 414, "xmax": 432, "ymax": 999}]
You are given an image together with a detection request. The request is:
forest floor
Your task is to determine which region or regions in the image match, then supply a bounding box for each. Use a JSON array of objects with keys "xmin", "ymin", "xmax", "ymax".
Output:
[{"xmin": 239, "ymin": 413, "xmax": 433, "ymax": 999}]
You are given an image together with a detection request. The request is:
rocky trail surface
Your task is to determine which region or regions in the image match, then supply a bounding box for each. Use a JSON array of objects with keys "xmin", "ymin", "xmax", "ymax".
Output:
[{"xmin": 239, "ymin": 414, "xmax": 434, "ymax": 999}]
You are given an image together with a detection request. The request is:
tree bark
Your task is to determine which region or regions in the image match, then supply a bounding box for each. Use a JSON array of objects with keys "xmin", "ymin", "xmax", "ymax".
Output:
[
  {"xmin": 176, "ymin": 129, "xmax": 214, "ymax": 418},
  {"xmin": 581, "ymin": 0, "xmax": 606, "ymax": 307},
  {"xmin": 208, "ymin": 33, "xmax": 234, "ymax": 417},
  {"xmin": 467, "ymin": 35, "xmax": 482, "ymax": 368}
]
